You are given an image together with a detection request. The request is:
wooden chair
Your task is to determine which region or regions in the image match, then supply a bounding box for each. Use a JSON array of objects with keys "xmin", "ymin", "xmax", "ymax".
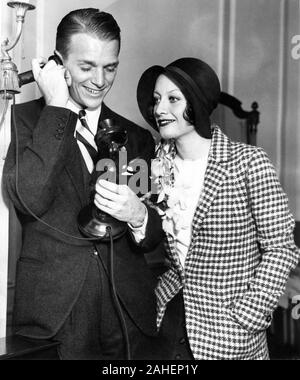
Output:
[
  {"xmin": 212, "ymin": 91, "xmax": 260, "ymax": 146},
  {"xmin": 218, "ymin": 92, "xmax": 260, "ymax": 146}
]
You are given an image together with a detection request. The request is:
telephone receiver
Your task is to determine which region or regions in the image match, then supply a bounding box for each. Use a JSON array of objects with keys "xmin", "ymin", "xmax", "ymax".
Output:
[{"xmin": 18, "ymin": 54, "xmax": 63, "ymax": 87}]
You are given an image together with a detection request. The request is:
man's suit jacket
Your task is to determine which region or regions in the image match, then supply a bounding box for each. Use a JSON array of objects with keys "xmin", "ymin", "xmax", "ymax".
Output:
[
  {"xmin": 4, "ymin": 98, "xmax": 163, "ymax": 339},
  {"xmin": 155, "ymin": 126, "xmax": 300, "ymax": 360}
]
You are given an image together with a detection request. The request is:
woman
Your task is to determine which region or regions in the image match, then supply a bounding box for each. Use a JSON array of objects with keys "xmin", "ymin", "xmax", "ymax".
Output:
[{"xmin": 136, "ymin": 57, "xmax": 300, "ymax": 360}]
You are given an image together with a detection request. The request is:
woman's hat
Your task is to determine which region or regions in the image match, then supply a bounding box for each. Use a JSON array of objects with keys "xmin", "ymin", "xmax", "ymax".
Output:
[{"xmin": 136, "ymin": 57, "xmax": 221, "ymax": 138}]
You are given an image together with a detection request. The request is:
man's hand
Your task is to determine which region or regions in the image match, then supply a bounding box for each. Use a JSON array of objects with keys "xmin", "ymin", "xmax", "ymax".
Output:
[
  {"xmin": 32, "ymin": 58, "xmax": 70, "ymax": 108},
  {"xmin": 94, "ymin": 179, "xmax": 147, "ymax": 227}
]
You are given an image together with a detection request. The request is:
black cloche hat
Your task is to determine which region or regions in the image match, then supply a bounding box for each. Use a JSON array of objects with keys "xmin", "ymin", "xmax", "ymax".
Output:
[{"xmin": 137, "ymin": 57, "xmax": 221, "ymax": 139}]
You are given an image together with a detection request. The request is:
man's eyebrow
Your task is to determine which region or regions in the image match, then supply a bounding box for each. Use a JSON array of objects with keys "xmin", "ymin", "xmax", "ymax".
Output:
[
  {"xmin": 77, "ymin": 60, "xmax": 119, "ymax": 67},
  {"xmin": 77, "ymin": 59, "xmax": 94, "ymax": 64},
  {"xmin": 104, "ymin": 61, "xmax": 119, "ymax": 67}
]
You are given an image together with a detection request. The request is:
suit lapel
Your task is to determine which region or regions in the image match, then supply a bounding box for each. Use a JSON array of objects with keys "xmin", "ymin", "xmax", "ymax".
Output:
[
  {"xmin": 99, "ymin": 103, "xmax": 133, "ymax": 159},
  {"xmin": 64, "ymin": 103, "xmax": 122, "ymax": 206},
  {"xmin": 36, "ymin": 98, "xmax": 87, "ymax": 206},
  {"xmin": 65, "ymin": 134, "xmax": 88, "ymax": 206},
  {"xmin": 192, "ymin": 126, "xmax": 231, "ymax": 231},
  {"xmin": 99, "ymin": 102, "xmax": 112, "ymax": 121}
]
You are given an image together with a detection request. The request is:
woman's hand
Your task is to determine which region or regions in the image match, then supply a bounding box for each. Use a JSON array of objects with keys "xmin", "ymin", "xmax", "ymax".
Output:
[{"xmin": 94, "ymin": 179, "xmax": 147, "ymax": 227}]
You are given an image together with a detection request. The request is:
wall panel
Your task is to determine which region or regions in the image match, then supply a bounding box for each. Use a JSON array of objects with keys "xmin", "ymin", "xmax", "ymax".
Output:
[
  {"xmin": 234, "ymin": 0, "xmax": 283, "ymax": 165},
  {"xmin": 283, "ymin": 0, "xmax": 300, "ymax": 218}
]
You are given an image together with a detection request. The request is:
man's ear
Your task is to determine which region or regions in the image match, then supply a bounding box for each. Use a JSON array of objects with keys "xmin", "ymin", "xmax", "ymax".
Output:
[
  {"xmin": 54, "ymin": 50, "xmax": 72, "ymax": 86},
  {"xmin": 54, "ymin": 50, "xmax": 64, "ymax": 66},
  {"xmin": 64, "ymin": 69, "xmax": 72, "ymax": 87}
]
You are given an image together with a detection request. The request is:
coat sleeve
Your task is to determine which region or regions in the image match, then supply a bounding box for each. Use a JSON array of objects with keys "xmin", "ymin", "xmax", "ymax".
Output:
[
  {"xmin": 230, "ymin": 148, "xmax": 300, "ymax": 333},
  {"xmin": 3, "ymin": 105, "xmax": 78, "ymax": 216},
  {"xmin": 128, "ymin": 204, "xmax": 165, "ymax": 253},
  {"xmin": 127, "ymin": 128, "xmax": 165, "ymax": 252}
]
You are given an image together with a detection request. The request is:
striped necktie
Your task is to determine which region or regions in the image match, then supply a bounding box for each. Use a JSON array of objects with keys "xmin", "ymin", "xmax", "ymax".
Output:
[{"xmin": 76, "ymin": 109, "xmax": 98, "ymax": 165}]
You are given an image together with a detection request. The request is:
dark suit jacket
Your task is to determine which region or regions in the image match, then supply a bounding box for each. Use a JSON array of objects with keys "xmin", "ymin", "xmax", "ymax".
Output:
[{"xmin": 3, "ymin": 98, "xmax": 163, "ymax": 339}]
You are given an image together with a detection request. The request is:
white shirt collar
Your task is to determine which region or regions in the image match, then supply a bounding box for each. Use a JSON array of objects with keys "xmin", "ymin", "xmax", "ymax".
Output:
[{"xmin": 66, "ymin": 98, "xmax": 102, "ymax": 136}]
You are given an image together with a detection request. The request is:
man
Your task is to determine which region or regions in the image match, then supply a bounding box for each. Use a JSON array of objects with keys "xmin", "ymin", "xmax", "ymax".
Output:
[{"xmin": 3, "ymin": 8, "xmax": 163, "ymax": 359}]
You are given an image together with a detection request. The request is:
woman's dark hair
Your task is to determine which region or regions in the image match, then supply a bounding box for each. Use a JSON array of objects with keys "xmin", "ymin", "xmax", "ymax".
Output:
[
  {"xmin": 146, "ymin": 100, "xmax": 195, "ymax": 129},
  {"xmin": 183, "ymin": 103, "xmax": 195, "ymax": 125},
  {"xmin": 56, "ymin": 8, "xmax": 121, "ymax": 58}
]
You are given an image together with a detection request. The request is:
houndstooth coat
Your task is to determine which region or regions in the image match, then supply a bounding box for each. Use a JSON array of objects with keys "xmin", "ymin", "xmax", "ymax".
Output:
[{"xmin": 155, "ymin": 126, "xmax": 300, "ymax": 360}]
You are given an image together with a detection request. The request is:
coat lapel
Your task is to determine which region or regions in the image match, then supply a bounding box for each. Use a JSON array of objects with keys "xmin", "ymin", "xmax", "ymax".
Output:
[
  {"xmin": 65, "ymin": 134, "xmax": 88, "ymax": 206},
  {"xmin": 99, "ymin": 103, "xmax": 133, "ymax": 159},
  {"xmin": 165, "ymin": 127, "xmax": 231, "ymax": 276},
  {"xmin": 65, "ymin": 103, "xmax": 124, "ymax": 206},
  {"xmin": 192, "ymin": 126, "xmax": 231, "ymax": 231},
  {"xmin": 36, "ymin": 98, "xmax": 88, "ymax": 206},
  {"xmin": 99, "ymin": 102, "xmax": 112, "ymax": 121}
]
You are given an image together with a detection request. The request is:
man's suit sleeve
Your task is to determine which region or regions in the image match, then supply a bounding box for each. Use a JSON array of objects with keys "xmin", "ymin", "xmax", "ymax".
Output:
[
  {"xmin": 128, "ymin": 204, "xmax": 164, "ymax": 253},
  {"xmin": 229, "ymin": 148, "xmax": 300, "ymax": 333},
  {"xmin": 3, "ymin": 105, "xmax": 78, "ymax": 216},
  {"xmin": 128, "ymin": 128, "xmax": 164, "ymax": 251}
]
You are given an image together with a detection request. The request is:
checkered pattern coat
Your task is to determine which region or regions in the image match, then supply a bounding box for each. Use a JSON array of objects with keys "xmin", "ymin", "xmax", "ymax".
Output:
[{"xmin": 155, "ymin": 126, "xmax": 300, "ymax": 360}]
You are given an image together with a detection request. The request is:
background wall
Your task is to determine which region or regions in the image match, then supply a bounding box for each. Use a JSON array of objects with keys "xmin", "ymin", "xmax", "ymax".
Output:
[{"xmin": 0, "ymin": 0, "xmax": 299, "ymax": 337}]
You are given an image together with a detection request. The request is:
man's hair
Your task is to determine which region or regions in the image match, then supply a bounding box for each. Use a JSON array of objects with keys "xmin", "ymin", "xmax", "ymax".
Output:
[{"xmin": 56, "ymin": 8, "xmax": 121, "ymax": 58}]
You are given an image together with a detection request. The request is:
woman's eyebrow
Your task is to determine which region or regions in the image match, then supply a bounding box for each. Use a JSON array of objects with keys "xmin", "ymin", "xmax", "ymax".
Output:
[
  {"xmin": 168, "ymin": 89, "xmax": 181, "ymax": 94},
  {"xmin": 153, "ymin": 89, "xmax": 181, "ymax": 95}
]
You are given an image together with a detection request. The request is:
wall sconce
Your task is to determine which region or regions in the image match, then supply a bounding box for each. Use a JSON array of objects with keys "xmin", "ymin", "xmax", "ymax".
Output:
[{"xmin": 0, "ymin": 1, "xmax": 35, "ymax": 100}]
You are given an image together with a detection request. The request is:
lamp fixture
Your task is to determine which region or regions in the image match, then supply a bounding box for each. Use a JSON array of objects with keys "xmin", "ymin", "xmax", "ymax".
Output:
[{"xmin": 0, "ymin": 1, "xmax": 35, "ymax": 99}]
